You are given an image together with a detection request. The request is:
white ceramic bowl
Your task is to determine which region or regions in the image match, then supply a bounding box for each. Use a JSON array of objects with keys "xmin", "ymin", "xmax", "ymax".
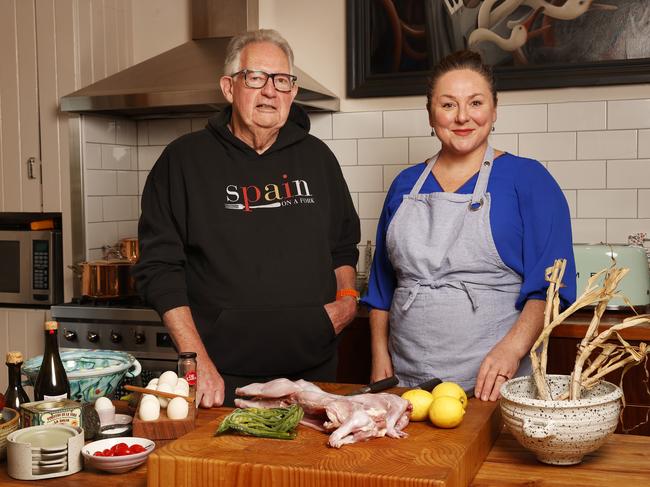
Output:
[
  {"xmin": 81, "ymin": 437, "xmax": 155, "ymax": 474},
  {"xmin": 500, "ymin": 374, "xmax": 622, "ymax": 465}
]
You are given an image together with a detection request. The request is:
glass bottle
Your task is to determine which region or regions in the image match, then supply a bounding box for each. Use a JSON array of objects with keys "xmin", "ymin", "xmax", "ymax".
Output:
[
  {"xmin": 34, "ymin": 321, "xmax": 70, "ymax": 401},
  {"xmin": 5, "ymin": 351, "xmax": 30, "ymax": 422},
  {"xmin": 177, "ymin": 352, "xmax": 197, "ymax": 398}
]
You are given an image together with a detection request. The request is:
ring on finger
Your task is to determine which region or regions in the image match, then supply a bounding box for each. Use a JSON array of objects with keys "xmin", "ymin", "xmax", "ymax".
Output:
[{"xmin": 496, "ymin": 373, "xmax": 510, "ymax": 380}]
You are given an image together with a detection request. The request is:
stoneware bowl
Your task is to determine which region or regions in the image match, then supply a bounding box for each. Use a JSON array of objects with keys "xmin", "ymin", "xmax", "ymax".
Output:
[
  {"xmin": 23, "ymin": 349, "xmax": 141, "ymax": 403},
  {"xmin": 500, "ymin": 374, "xmax": 622, "ymax": 465},
  {"xmin": 0, "ymin": 408, "xmax": 20, "ymax": 460},
  {"xmin": 82, "ymin": 437, "xmax": 155, "ymax": 474}
]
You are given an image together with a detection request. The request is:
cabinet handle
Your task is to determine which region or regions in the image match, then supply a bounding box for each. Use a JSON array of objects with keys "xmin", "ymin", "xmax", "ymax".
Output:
[{"xmin": 27, "ymin": 157, "xmax": 38, "ymax": 180}]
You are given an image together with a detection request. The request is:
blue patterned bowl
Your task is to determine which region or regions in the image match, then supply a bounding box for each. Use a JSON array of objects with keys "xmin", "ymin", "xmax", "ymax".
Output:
[{"xmin": 23, "ymin": 349, "xmax": 141, "ymax": 403}]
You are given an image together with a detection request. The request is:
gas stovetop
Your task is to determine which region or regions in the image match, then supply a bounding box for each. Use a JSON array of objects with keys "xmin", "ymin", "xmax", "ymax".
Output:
[
  {"xmin": 51, "ymin": 301, "xmax": 160, "ymax": 322},
  {"xmin": 51, "ymin": 301, "xmax": 173, "ymax": 360}
]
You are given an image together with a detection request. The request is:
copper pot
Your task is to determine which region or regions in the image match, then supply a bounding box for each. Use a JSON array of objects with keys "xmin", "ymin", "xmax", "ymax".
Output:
[
  {"xmin": 119, "ymin": 238, "xmax": 139, "ymax": 263},
  {"xmin": 72, "ymin": 260, "xmax": 136, "ymax": 298}
]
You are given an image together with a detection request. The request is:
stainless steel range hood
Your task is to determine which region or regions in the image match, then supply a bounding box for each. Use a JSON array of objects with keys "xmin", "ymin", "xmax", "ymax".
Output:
[{"xmin": 60, "ymin": 0, "xmax": 339, "ymax": 118}]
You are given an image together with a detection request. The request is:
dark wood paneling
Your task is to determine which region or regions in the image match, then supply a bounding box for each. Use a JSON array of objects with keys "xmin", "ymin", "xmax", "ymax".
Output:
[
  {"xmin": 336, "ymin": 317, "xmax": 371, "ymax": 384},
  {"xmin": 548, "ymin": 336, "xmax": 650, "ymax": 435}
]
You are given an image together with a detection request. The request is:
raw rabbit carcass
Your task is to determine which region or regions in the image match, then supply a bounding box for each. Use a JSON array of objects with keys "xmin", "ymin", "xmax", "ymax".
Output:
[{"xmin": 234, "ymin": 378, "xmax": 412, "ymax": 448}]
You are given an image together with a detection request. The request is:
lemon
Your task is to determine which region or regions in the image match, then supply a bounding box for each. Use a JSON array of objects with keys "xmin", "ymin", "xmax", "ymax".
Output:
[
  {"xmin": 401, "ymin": 389, "xmax": 434, "ymax": 422},
  {"xmin": 431, "ymin": 382, "xmax": 468, "ymax": 410},
  {"xmin": 428, "ymin": 396, "xmax": 465, "ymax": 428}
]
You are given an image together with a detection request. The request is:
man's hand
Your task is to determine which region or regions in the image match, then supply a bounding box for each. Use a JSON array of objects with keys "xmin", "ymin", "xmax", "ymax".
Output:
[
  {"xmin": 162, "ymin": 306, "xmax": 225, "ymax": 408},
  {"xmin": 324, "ymin": 297, "xmax": 357, "ymax": 335},
  {"xmin": 196, "ymin": 353, "xmax": 225, "ymax": 408}
]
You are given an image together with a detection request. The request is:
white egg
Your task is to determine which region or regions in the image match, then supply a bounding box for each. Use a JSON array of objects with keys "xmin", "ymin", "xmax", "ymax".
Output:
[
  {"xmin": 172, "ymin": 386, "xmax": 188, "ymax": 397},
  {"xmin": 138, "ymin": 397, "xmax": 160, "ymax": 421},
  {"xmin": 158, "ymin": 371, "xmax": 178, "ymax": 388},
  {"xmin": 176, "ymin": 377, "xmax": 189, "ymax": 388},
  {"xmin": 141, "ymin": 394, "xmax": 158, "ymax": 404},
  {"xmin": 146, "ymin": 379, "xmax": 159, "ymax": 390},
  {"xmin": 156, "ymin": 382, "xmax": 173, "ymax": 407},
  {"xmin": 94, "ymin": 396, "xmax": 114, "ymax": 411},
  {"xmin": 166, "ymin": 397, "xmax": 189, "ymax": 420}
]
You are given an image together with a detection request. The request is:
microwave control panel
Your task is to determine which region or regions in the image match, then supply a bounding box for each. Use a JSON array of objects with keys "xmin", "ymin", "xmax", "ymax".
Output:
[{"xmin": 32, "ymin": 240, "xmax": 49, "ymax": 290}]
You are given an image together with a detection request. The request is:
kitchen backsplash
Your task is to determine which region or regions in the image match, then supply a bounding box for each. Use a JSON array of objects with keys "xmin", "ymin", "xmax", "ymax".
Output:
[{"xmin": 82, "ymin": 99, "xmax": 650, "ymax": 271}]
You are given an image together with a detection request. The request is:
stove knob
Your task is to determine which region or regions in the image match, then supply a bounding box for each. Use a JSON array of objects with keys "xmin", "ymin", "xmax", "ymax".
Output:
[
  {"xmin": 110, "ymin": 331, "xmax": 122, "ymax": 344},
  {"xmin": 134, "ymin": 332, "xmax": 146, "ymax": 345},
  {"xmin": 64, "ymin": 330, "xmax": 77, "ymax": 341},
  {"xmin": 87, "ymin": 331, "xmax": 99, "ymax": 343}
]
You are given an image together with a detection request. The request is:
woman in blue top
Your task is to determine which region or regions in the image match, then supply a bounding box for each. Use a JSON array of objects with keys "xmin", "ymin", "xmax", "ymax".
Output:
[{"xmin": 362, "ymin": 50, "xmax": 576, "ymax": 402}]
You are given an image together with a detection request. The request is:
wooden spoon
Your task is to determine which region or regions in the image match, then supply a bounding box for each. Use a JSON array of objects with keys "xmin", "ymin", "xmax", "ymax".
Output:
[{"xmin": 124, "ymin": 384, "xmax": 195, "ymax": 404}]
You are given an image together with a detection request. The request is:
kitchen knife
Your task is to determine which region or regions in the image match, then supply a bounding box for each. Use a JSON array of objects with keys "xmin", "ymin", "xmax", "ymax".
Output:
[
  {"xmin": 414, "ymin": 377, "xmax": 442, "ymax": 391},
  {"xmin": 345, "ymin": 375, "xmax": 399, "ymax": 395}
]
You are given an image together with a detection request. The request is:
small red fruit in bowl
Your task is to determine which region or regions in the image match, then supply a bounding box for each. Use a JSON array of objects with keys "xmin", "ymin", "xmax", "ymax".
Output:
[{"xmin": 82, "ymin": 437, "xmax": 155, "ymax": 473}]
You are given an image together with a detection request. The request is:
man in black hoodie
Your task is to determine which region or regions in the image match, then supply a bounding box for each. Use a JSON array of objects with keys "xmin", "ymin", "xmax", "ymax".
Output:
[{"xmin": 133, "ymin": 29, "xmax": 360, "ymax": 407}]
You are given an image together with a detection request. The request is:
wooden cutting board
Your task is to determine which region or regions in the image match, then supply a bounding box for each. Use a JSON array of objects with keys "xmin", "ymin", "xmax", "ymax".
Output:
[
  {"xmin": 147, "ymin": 398, "xmax": 501, "ymax": 487},
  {"xmin": 132, "ymin": 401, "xmax": 197, "ymax": 440}
]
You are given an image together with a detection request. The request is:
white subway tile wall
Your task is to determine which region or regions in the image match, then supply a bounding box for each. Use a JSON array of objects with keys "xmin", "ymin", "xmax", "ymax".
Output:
[
  {"xmin": 409, "ymin": 136, "xmax": 441, "ymax": 163},
  {"xmin": 548, "ymin": 102, "xmax": 606, "ymax": 132},
  {"xmin": 382, "ymin": 110, "xmax": 430, "ymax": 137},
  {"xmin": 358, "ymin": 138, "xmax": 408, "ymax": 166},
  {"xmin": 81, "ymin": 99, "xmax": 650, "ymax": 259},
  {"xmin": 577, "ymin": 130, "xmax": 637, "ymax": 160},
  {"xmin": 83, "ymin": 116, "xmax": 140, "ymax": 257},
  {"xmin": 640, "ymin": 130, "xmax": 650, "ymax": 158},
  {"xmin": 495, "ymin": 104, "xmax": 546, "ymax": 133},
  {"xmin": 324, "ymin": 139, "xmax": 357, "ymax": 166},
  {"xmin": 607, "ymin": 100, "xmax": 650, "ymax": 130}
]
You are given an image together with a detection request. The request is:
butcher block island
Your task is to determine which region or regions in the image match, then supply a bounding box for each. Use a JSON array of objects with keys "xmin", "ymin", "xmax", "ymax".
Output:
[{"xmin": 148, "ymin": 383, "xmax": 501, "ymax": 487}]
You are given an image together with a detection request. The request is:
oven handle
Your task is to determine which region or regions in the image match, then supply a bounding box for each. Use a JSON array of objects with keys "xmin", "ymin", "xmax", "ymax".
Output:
[{"xmin": 126, "ymin": 359, "xmax": 142, "ymax": 379}]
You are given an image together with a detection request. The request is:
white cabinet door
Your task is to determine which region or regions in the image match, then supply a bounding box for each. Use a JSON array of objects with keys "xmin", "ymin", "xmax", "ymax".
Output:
[
  {"xmin": 0, "ymin": 308, "xmax": 46, "ymax": 395},
  {"xmin": 0, "ymin": 0, "xmax": 43, "ymax": 212}
]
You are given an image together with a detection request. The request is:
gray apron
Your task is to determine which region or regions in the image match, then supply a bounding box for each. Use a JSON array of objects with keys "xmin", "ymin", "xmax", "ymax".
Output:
[{"xmin": 386, "ymin": 146, "xmax": 531, "ymax": 390}]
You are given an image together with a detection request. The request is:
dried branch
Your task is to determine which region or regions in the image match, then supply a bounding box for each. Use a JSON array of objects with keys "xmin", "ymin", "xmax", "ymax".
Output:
[{"xmin": 529, "ymin": 256, "xmax": 650, "ymax": 408}]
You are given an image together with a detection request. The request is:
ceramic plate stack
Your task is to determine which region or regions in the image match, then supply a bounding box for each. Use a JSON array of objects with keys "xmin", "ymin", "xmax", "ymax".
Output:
[{"xmin": 7, "ymin": 424, "xmax": 84, "ymax": 480}]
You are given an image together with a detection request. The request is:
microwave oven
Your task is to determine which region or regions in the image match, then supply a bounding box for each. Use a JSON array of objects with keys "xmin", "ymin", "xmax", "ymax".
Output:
[{"xmin": 0, "ymin": 229, "xmax": 63, "ymax": 306}]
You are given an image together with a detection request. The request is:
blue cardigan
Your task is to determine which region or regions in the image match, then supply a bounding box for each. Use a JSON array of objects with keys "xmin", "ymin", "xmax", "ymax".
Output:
[{"xmin": 361, "ymin": 153, "xmax": 576, "ymax": 311}]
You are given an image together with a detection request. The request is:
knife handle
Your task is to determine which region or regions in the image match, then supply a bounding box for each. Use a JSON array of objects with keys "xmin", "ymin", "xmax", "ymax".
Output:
[
  {"xmin": 367, "ymin": 375, "xmax": 399, "ymax": 393},
  {"xmin": 415, "ymin": 378, "xmax": 442, "ymax": 392}
]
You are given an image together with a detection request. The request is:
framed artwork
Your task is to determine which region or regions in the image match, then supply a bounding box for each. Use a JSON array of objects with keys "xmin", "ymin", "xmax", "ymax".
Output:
[{"xmin": 347, "ymin": 0, "xmax": 650, "ymax": 98}]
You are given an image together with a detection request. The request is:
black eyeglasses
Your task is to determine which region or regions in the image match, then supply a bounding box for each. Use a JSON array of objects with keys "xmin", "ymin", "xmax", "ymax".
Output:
[{"xmin": 231, "ymin": 69, "xmax": 297, "ymax": 92}]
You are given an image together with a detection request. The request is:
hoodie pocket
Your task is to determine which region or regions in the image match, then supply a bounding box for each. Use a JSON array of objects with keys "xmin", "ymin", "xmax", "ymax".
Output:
[{"xmin": 202, "ymin": 305, "xmax": 337, "ymax": 376}]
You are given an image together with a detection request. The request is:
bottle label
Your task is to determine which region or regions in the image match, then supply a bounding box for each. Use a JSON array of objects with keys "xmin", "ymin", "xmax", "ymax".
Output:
[
  {"xmin": 43, "ymin": 393, "xmax": 68, "ymax": 401},
  {"xmin": 184, "ymin": 370, "xmax": 197, "ymax": 386}
]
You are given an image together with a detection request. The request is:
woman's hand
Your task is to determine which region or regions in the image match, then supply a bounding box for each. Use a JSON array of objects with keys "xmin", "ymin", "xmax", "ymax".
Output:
[
  {"xmin": 474, "ymin": 299, "xmax": 546, "ymax": 401},
  {"xmin": 369, "ymin": 308, "xmax": 393, "ymax": 382},
  {"xmin": 474, "ymin": 342, "xmax": 520, "ymax": 401},
  {"xmin": 371, "ymin": 351, "xmax": 394, "ymax": 383}
]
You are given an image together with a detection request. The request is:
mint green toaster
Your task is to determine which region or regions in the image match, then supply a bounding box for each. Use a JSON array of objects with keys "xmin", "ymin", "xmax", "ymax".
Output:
[{"xmin": 573, "ymin": 244, "xmax": 650, "ymax": 309}]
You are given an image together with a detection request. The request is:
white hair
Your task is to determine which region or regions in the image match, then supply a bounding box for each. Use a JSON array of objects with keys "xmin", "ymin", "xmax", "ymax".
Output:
[{"xmin": 224, "ymin": 29, "xmax": 295, "ymax": 75}]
